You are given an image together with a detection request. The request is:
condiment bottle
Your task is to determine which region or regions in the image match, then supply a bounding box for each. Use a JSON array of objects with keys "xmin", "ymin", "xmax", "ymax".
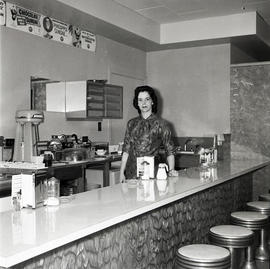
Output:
[
  {"xmin": 213, "ymin": 134, "xmax": 218, "ymax": 164},
  {"xmin": 156, "ymin": 163, "xmax": 168, "ymax": 180}
]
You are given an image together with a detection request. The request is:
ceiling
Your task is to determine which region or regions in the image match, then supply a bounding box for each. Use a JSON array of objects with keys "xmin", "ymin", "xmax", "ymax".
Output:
[
  {"xmin": 7, "ymin": 0, "xmax": 270, "ymax": 62},
  {"xmin": 112, "ymin": 0, "xmax": 270, "ymax": 25}
]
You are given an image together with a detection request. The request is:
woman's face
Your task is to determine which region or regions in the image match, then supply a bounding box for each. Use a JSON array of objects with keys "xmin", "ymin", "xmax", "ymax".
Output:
[{"xmin": 138, "ymin": 91, "xmax": 153, "ymax": 113}]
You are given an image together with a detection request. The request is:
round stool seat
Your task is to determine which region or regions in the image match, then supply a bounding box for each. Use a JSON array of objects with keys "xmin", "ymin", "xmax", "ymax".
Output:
[
  {"xmin": 176, "ymin": 244, "xmax": 231, "ymax": 269},
  {"xmin": 231, "ymin": 211, "xmax": 269, "ymax": 229},
  {"xmin": 210, "ymin": 225, "xmax": 254, "ymax": 248},
  {"xmin": 259, "ymin": 193, "xmax": 270, "ymax": 201},
  {"xmin": 247, "ymin": 201, "xmax": 270, "ymax": 215}
]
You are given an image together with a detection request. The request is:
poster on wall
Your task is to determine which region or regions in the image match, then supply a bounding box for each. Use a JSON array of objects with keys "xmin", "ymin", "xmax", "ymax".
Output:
[
  {"xmin": 4, "ymin": 1, "xmax": 96, "ymax": 52},
  {"xmin": 42, "ymin": 16, "xmax": 72, "ymax": 45},
  {"xmin": 81, "ymin": 30, "xmax": 96, "ymax": 52},
  {"xmin": 69, "ymin": 26, "xmax": 96, "ymax": 52},
  {"xmin": 70, "ymin": 25, "xmax": 81, "ymax": 48},
  {"xmin": 6, "ymin": 2, "xmax": 42, "ymax": 36},
  {"xmin": 0, "ymin": 0, "xmax": 5, "ymax": 26}
]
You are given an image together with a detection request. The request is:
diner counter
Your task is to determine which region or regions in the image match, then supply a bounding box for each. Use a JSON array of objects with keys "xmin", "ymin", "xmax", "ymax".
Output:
[
  {"xmin": 0, "ymin": 154, "xmax": 122, "ymax": 197},
  {"xmin": 0, "ymin": 156, "xmax": 269, "ymax": 268}
]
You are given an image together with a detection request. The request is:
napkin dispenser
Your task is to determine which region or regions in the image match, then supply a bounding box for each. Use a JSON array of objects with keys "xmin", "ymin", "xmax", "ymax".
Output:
[
  {"xmin": 137, "ymin": 156, "xmax": 155, "ymax": 179},
  {"xmin": 12, "ymin": 171, "xmax": 47, "ymax": 209}
]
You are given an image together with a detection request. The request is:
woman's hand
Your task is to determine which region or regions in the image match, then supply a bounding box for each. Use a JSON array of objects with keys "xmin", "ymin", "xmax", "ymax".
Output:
[
  {"xmin": 120, "ymin": 152, "xmax": 129, "ymax": 183},
  {"xmin": 168, "ymin": 169, "xmax": 178, "ymax": 177},
  {"xmin": 120, "ymin": 172, "xmax": 126, "ymax": 183}
]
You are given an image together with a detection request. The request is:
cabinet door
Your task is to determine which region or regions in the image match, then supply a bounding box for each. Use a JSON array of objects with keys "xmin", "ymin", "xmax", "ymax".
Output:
[
  {"xmin": 65, "ymin": 81, "xmax": 87, "ymax": 118},
  {"xmin": 104, "ymin": 84, "xmax": 123, "ymax": 118},
  {"xmin": 87, "ymin": 81, "xmax": 105, "ymax": 118}
]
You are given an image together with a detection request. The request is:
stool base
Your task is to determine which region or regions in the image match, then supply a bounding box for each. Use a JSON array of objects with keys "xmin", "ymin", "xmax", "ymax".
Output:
[
  {"xmin": 241, "ymin": 260, "xmax": 257, "ymax": 269},
  {"xmin": 255, "ymin": 229, "xmax": 270, "ymax": 261}
]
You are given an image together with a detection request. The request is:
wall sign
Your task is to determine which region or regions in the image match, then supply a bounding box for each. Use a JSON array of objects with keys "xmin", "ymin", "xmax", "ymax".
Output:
[
  {"xmin": 6, "ymin": 2, "xmax": 43, "ymax": 36},
  {"xmin": 81, "ymin": 30, "xmax": 96, "ymax": 51},
  {"xmin": 43, "ymin": 17, "xmax": 72, "ymax": 45},
  {"xmin": 2, "ymin": 1, "xmax": 96, "ymax": 52},
  {"xmin": 0, "ymin": 0, "xmax": 5, "ymax": 26}
]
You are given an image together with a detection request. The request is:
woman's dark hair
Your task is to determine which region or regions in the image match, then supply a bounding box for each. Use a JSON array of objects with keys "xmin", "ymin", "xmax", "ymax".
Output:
[{"xmin": 133, "ymin": 85, "xmax": 158, "ymax": 114}]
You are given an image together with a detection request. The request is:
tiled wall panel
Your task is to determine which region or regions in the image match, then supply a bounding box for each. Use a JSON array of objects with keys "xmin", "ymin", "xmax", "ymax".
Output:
[{"xmin": 231, "ymin": 64, "xmax": 270, "ymax": 198}]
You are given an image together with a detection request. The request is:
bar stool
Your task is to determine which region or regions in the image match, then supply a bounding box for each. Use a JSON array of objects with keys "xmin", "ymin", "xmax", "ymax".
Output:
[
  {"xmin": 231, "ymin": 211, "xmax": 269, "ymax": 261},
  {"xmin": 209, "ymin": 225, "xmax": 255, "ymax": 269},
  {"xmin": 175, "ymin": 244, "xmax": 231, "ymax": 269},
  {"xmin": 247, "ymin": 201, "xmax": 270, "ymax": 251},
  {"xmin": 257, "ymin": 196, "xmax": 270, "ymax": 247},
  {"xmin": 258, "ymin": 193, "xmax": 270, "ymax": 201}
]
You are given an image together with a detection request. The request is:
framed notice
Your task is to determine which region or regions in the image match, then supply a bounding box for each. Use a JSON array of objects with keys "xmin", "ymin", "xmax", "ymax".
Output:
[{"xmin": 6, "ymin": 2, "xmax": 42, "ymax": 36}]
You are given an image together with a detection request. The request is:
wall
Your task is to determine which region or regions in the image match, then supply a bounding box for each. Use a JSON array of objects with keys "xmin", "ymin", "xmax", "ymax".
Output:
[
  {"xmin": 0, "ymin": 26, "xmax": 146, "ymax": 143},
  {"xmin": 231, "ymin": 44, "xmax": 258, "ymax": 64},
  {"xmin": 231, "ymin": 62, "xmax": 270, "ymax": 198},
  {"xmin": 146, "ymin": 44, "xmax": 231, "ymax": 137}
]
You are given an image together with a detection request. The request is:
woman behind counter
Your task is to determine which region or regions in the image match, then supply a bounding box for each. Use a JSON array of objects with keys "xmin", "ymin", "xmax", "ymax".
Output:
[{"xmin": 120, "ymin": 85, "xmax": 178, "ymax": 182}]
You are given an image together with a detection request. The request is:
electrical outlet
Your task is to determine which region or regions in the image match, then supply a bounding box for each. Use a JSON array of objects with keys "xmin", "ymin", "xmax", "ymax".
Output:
[{"xmin": 98, "ymin": 122, "xmax": 102, "ymax": 131}]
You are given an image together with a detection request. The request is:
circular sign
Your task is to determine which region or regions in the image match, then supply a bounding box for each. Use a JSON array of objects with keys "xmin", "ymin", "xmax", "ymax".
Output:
[{"xmin": 43, "ymin": 16, "xmax": 53, "ymax": 33}]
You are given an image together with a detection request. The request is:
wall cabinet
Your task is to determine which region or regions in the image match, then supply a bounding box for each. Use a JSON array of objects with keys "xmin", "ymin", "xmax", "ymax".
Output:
[{"xmin": 66, "ymin": 81, "xmax": 123, "ymax": 120}]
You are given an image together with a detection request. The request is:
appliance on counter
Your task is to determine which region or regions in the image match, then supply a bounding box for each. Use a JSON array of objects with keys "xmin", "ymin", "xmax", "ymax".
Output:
[
  {"xmin": 47, "ymin": 134, "xmax": 92, "ymax": 160},
  {"xmin": 91, "ymin": 141, "xmax": 109, "ymax": 152},
  {"xmin": 13, "ymin": 110, "xmax": 44, "ymax": 162},
  {"xmin": 60, "ymin": 148, "xmax": 89, "ymax": 162},
  {"xmin": 49, "ymin": 134, "xmax": 92, "ymax": 150},
  {"xmin": 50, "ymin": 134, "xmax": 74, "ymax": 149}
]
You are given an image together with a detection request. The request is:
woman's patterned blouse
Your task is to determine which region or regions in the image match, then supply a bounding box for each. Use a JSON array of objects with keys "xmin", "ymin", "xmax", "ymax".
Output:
[{"xmin": 122, "ymin": 114, "xmax": 175, "ymax": 179}]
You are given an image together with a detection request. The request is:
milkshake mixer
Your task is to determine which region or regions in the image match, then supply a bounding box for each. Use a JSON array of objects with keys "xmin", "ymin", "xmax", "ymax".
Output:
[{"xmin": 14, "ymin": 110, "xmax": 44, "ymax": 162}]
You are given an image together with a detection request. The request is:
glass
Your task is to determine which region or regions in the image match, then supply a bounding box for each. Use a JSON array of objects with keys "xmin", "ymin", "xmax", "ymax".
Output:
[
  {"xmin": 89, "ymin": 146, "xmax": 95, "ymax": 158},
  {"xmin": 46, "ymin": 177, "xmax": 60, "ymax": 206}
]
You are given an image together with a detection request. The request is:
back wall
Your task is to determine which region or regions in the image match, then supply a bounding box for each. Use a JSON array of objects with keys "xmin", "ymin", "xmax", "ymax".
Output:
[
  {"xmin": 0, "ymin": 26, "xmax": 146, "ymax": 143},
  {"xmin": 146, "ymin": 44, "xmax": 231, "ymax": 137}
]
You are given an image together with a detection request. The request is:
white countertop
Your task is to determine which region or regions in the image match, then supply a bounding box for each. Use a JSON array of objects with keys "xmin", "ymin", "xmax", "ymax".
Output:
[{"xmin": 0, "ymin": 157, "xmax": 269, "ymax": 268}]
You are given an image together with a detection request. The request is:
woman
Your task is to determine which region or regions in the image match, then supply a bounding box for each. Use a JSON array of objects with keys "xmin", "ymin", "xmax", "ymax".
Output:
[{"xmin": 120, "ymin": 85, "xmax": 178, "ymax": 181}]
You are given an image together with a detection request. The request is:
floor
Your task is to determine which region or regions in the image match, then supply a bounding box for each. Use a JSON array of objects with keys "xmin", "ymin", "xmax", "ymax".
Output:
[
  {"xmin": 257, "ymin": 260, "xmax": 269, "ymax": 269},
  {"xmin": 234, "ymin": 247, "xmax": 270, "ymax": 269}
]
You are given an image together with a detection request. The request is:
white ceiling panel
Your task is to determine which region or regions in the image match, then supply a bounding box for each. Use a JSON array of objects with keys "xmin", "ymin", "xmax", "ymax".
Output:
[
  {"xmin": 112, "ymin": 0, "xmax": 161, "ymax": 11},
  {"xmin": 138, "ymin": 6, "xmax": 181, "ymax": 23},
  {"xmin": 111, "ymin": 0, "xmax": 270, "ymax": 24}
]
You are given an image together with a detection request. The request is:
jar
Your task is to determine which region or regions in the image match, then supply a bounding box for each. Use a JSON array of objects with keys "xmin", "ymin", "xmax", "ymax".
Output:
[
  {"xmin": 46, "ymin": 177, "xmax": 60, "ymax": 206},
  {"xmin": 43, "ymin": 154, "xmax": 53, "ymax": 167}
]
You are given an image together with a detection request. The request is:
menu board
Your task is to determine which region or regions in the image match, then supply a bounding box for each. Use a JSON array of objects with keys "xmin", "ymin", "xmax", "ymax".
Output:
[
  {"xmin": 0, "ymin": 0, "xmax": 5, "ymax": 25},
  {"xmin": 6, "ymin": 2, "xmax": 43, "ymax": 36}
]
